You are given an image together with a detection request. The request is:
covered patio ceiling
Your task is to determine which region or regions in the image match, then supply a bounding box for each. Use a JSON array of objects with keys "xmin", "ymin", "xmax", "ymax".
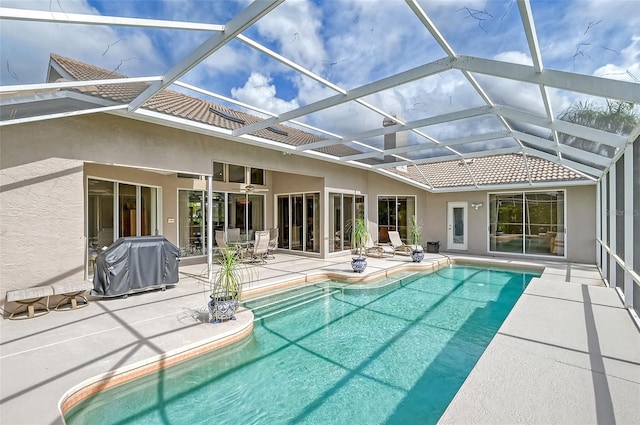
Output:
[{"xmin": 1, "ymin": 0, "xmax": 639, "ymax": 190}]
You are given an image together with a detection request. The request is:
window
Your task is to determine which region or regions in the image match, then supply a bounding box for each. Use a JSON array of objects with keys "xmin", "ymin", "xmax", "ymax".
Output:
[
  {"xmin": 377, "ymin": 195, "xmax": 416, "ymax": 243},
  {"xmin": 213, "ymin": 162, "xmax": 225, "ymax": 182},
  {"xmin": 228, "ymin": 164, "xmax": 245, "ymax": 183},
  {"xmin": 250, "ymin": 168, "xmax": 265, "ymax": 185},
  {"xmin": 489, "ymin": 190, "xmax": 565, "ymax": 256}
]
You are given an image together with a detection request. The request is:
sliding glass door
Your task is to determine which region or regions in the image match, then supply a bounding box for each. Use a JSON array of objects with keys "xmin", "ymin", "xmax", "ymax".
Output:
[
  {"xmin": 277, "ymin": 192, "xmax": 320, "ymax": 253},
  {"xmin": 88, "ymin": 178, "xmax": 160, "ymax": 276},
  {"xmin": 377, "ymin": 195, "xmax": 416, "ymax": 243},
  {"xmin": 178, "ymin": 190, "xmax": 208, "ymax": 257},
  {"xmin": 227, "ymin": 192, "xmax": 265, "ymax": 242},
  {"xmin": 329, "ymin": 193, "xmax": 365, "ymax": 253},
  {"xmin": 489, "ymin": 190, "xmax": 565, "ymax": 256}
]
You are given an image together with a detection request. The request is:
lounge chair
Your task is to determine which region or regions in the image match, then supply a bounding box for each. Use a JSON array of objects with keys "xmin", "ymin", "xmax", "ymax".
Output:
[
  {"xmin": 364, "ymin": 234, "xmax": 384, "ymax": 257},
  {"xmin": 267, "ymin": 227, "xmax": 278, "ymax": 259},
  {"xmin": 388, "ymin": 231, "xmax": 413, "ymax": 256},
  {"xmin": 244, "ymin": 230, "xmax": 270, "ymax": 263}
]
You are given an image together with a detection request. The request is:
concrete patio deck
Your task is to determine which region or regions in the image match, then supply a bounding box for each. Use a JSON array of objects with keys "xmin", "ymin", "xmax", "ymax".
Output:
[{"xmin": 1, "ymin": 252, "xmax": 638, "ymax": 424}]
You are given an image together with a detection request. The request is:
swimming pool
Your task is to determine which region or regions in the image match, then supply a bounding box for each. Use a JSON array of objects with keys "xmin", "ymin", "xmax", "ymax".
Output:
[{"xmin": 65, "ymin": 265, "xmax": 540, "ymax": 424}]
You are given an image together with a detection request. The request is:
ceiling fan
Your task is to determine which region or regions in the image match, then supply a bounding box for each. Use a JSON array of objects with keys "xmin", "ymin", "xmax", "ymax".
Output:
[{"xmin": 240, "ymin": 184, "xmax": 269, "ymax": 193}]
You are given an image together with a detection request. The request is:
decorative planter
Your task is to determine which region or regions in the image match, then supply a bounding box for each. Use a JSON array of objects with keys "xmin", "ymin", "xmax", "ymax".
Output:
[
  {"xmin": 351, "ymin": 257, "xmax": 367, "ymax": 273},
  {"xmin": 411, "ymin": 250, "xmax": 424, "ymax": 263},
  {"xmin": 208, "ymin": 296, "xmax": 239, "ymax": 323}
]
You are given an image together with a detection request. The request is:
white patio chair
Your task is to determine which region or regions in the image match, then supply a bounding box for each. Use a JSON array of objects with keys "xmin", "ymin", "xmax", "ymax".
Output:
[
  {"xmin": 388, "ymin": 231, "xmax": 413, "ymax": 256},
  {"xmin": 245, "ymin": 230, "xmax": 270, "ymax": 264},
  {"xmin": 267, "ymin": 228, "xmax": 278, "ymax": 259}
]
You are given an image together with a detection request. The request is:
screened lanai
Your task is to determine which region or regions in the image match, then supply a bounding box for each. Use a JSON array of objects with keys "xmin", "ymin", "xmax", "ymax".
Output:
[{"xmin": 0, "ymin": 0, "xmax": 638, "ymax": 315}]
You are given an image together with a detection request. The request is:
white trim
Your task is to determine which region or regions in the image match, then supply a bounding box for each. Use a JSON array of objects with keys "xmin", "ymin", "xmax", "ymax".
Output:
[
  {"xmin": 609, "ymin": 162, "xmax": 616, "ymax": 288},
  {"xmin": 447, "ymin": 202, "xmax": 468, "ymax": 251},
  {"xmin": 623, "ymin": 144, "xmax": 634, "ymax": 307},
  {"xmin": 0, "ymin": 7, "xmax": 225, "ymax": 31}
]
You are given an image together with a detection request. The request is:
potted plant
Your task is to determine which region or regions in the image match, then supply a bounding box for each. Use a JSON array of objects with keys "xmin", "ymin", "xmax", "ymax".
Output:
[
  {"xmin": 409, "ymin": 215, "xmax": 424, "ymax": 263},
  {"xmin": 208, "ymin": 249, "xmax": 246, "ymax": 323},
  {"xmin": 351, "ymin": 218, "xmax": 368, "ymax": 273}
]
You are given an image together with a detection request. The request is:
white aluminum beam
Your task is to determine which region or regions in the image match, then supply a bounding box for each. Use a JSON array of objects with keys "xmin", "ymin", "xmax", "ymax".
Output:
[
  {"xmin": 232, "ymin": 57, "xmax": 453, "ymax": 137},
  {"xmin": 513, "ymin": 131, "xmax": 612, "ymax": 167},
  {"xmin": 0, "ymin": 76, "xmax": 162, "ymax": 94},
  {"xmin": 237, "ymin": 34, "xmax": 346, "ymax": 95},
  {"xmin": 371, "ymin": 146, "xmax": 521, "ymax": 169},
  {"xmin": 495, "ymin": 106, "xmax": 627, "ymax": 148},
  {"xmin": 297, "ymin": 106, "xmax": 491, "ymax": 152},
  {"xmin": 601, "ymin": 177, "xmax": 609, "ymax": 278},
  {"xmin": 596, "ymin": 181, "xmax": 602, "ymax": 268},
  {"xmin": 238, "ymin": 35, "xmax": 402, "ymax": 137},
  {"xmin": 405, "ymin": 0, "xmax": 456, "ymax": 57},
  {"xmin": 624, "ymin": 143, "xmax": 634, "ymax": 306},
  {"xmin": 0, "ymin": 7, "xmax": 225, "ymax": 31},
  {"xmin": 0, "ymin": 104, "xmax": 127, "ymax": 126},
  {"xmin": 609, "ymin": 162, "xmax": 617, "ymax": 288},
  {"xmin": 173, "ymin": 80, "xmax": 342, "ymax": 139},
  {"xmin": 454, "ymin": 56, "xmax": 640, "ymax": 104},
  {"xmin": 517, "ymin": 0, "xmax": 543, "ymax": 72},
  {"xmin": 128, "ymin": 0, "xmax": 284, "ymax": 112},
  {"xmin": 522, "ymin": 147, "xmax": 603, "ymax": 177},
  {"xmin": 427, "ymin": 178, "xmax": 593, "ymax": 193},
  {"xmin": 341, "ymin": 131, "xmax": 510, "ymax": 162}
]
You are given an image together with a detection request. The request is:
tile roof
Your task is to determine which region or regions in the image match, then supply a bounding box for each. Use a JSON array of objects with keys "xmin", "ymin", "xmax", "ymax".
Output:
[
  {"xmin": 49, "ymin": 54, "xmax": 359, "ymax": 158},
  {"xmin": 388, "ymin": 154, "xmax": 586, "ymax": 188},
  {"xmin": 49, "ymin": 54, "xmax": 589, "ymax": 189}
]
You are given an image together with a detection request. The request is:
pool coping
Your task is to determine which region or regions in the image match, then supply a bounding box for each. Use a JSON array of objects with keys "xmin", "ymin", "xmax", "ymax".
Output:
[{"xmin": 58, "ymin": 311, "xmax": 254, "ymax": 418}]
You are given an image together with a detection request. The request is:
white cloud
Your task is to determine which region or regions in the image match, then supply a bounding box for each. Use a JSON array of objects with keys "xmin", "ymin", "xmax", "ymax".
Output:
[
  {"xmin": 593, "ymin": 36, "xmax": 640, "ymax": 83},
  {"xmin": 493, "ymin": 51, "xmax": 532, "ymax": 66},
  {"xmin": 0, "ymin": 0, "xmax": 165, "ymax": 84},
  {"xmin": 253, "ymin": 0, "xmax": 326, "ymax": 71},
  {"xmin": 231, "ymin": 72, "xmax": 299, "ymax": 113}
]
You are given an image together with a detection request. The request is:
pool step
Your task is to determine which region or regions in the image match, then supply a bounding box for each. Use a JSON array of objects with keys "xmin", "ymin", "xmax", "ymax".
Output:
[{"xmin": 244, "ymin": 286, "xmax": 341, "ymax": 321}]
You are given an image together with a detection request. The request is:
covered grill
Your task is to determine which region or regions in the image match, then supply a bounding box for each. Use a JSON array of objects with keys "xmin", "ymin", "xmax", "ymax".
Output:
[{"xmin": 92, "ymin": 236, "xmax": 180, "ymax": 297}]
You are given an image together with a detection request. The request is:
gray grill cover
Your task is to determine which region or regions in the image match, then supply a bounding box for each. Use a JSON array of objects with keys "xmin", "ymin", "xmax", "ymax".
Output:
[{"xmin": 92, "ymin": 236, "xmax": 180, "ymax": 297}]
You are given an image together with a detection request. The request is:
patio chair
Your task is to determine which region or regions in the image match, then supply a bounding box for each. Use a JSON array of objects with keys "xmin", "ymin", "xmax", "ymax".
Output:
[
  {"xmin": 364, "ymin": 234, "xmax": 384, "ymax": 258},
  {"xmin": 267, "ymin": 227, "xmax": 278, "ymax": 259},
  {"xmin": 227, "ymin": 228, "xmax": 241, "ymax": 244},
  {"xmin": 245, "ymin": 230, "xmax": 270, "ymax": 264},
  {"xmin": 388, "ymin": 231, "xmax": 413, "ymax": 256},
  {"xmin": 215, "ymin": 230, "xmax": 229, "ymax": 255}
]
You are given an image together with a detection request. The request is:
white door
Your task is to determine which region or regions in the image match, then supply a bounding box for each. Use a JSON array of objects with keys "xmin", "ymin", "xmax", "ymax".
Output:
[{"xmin": 448, "ymin": 202, "xmax": 468, "ymax": 250}]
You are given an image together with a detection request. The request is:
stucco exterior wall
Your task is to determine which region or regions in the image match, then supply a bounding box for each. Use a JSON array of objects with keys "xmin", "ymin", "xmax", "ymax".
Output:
[
  {"xmin": 0, "ymin": 157, "xmax": 85, "ymax": 298},
  {"xmin": 423, "ymin": 186, "xmax": 597, "ymax": 263},
  {"xmin": 1, "ymin": 112, "xmax": 598, "ymax": 311}
]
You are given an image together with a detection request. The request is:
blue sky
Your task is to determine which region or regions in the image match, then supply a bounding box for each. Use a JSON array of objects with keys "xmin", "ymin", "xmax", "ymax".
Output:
[{"xmin": 1, "ymin": 0, "xmax": 638, "ymax": 147}]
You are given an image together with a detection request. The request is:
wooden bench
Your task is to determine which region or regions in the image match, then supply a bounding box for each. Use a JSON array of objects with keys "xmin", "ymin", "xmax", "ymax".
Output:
[{"xmin": 6, "ymin": 286, "xmax": 54, "ymax": 320}]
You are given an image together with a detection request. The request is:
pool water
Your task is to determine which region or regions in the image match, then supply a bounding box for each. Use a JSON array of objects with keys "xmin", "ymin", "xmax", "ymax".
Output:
[{"xmin": 65, "ymin": 265, "xmax": 540, "ymax": 424}]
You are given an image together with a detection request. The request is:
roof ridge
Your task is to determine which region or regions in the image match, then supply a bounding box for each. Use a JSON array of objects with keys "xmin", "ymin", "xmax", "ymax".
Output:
[{"xmin": 50, "ymin": 53, "xmax": 128, "ymax": 80}]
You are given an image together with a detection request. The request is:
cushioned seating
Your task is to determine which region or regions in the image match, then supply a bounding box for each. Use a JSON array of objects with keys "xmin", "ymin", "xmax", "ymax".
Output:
[
  {"xmin": 51, "ymin": 281, "xmax": 93, "ymax": 311},
  {"xmin": 6, "ymin": 286, "xmax": 54, "ymax": 320}
]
